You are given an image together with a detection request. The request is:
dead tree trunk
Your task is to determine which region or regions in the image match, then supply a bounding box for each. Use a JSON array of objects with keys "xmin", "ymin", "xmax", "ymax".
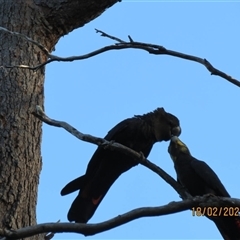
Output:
[{"xmin": 0, "ymin": 1, "xmax": 119, "ymax": 238}]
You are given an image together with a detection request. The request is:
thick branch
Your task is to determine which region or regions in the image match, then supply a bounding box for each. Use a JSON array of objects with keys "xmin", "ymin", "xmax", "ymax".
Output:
[
  {"xmin": 1, "ymin": 195, "xmax": 240, "ymax": 239},
  {"xmin": 32, "ymin": 106, "xmax": 188, "ymax": 199}
]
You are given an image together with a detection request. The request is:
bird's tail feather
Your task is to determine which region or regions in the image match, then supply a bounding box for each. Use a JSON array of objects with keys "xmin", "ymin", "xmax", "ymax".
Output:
[{"xmin": 61, "ymin": 175, "xmax": 85, "ymax": 195}]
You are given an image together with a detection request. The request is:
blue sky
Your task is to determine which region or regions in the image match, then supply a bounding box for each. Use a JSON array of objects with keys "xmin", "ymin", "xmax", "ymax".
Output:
[{"xmin": 37, "ymin": 1, "xmax": 240, "ymax": 239}]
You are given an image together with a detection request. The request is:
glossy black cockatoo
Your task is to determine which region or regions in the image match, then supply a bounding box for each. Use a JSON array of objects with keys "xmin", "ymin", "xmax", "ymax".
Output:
[
  {"xmin": 168, "ymin": 136, "xmax": 240, "ymax": 240},
  {"xmin": 61, "ymin": 107, "xmax": 181, "ymax": 223}
]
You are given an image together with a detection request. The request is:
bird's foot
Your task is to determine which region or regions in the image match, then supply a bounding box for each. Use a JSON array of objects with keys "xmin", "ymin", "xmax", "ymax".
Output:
[
  {"xmin": 203, "ymin": 193, "xmax": 218, "ymax": 200},
  {"xmin": 102, "ymin": 140, "xmax": 115, "ymax": 150},
  {"xmin": 139, "ymin": 151, "xmax": 146, "ymax": 161}
]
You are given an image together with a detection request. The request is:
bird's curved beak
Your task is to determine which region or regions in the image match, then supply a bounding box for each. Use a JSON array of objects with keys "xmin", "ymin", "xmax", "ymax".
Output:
[
  {"xmin": 169, "ymin": 136, "xmax": 191, "ymax": 156},
  {"xmin": 171, "ymin": 136, "xmax": 179, "ymax": 142},
  {"xmin": 171, "ymin": 136, "xmax": 186, "ymax": 147},
  {"xmin": 171, "ymin": 126, "xmax": 181, "ymax": 137}
]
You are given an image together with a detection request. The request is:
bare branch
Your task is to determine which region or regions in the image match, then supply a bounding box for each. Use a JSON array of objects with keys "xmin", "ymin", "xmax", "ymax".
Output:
[
  {"xmin": 32, "ymin": 106, "xmax": 189, "ymax": 199},
  {"xmin": 1, "ymin": 27, "xmax": 238, "ymax": 87},
  {"xmin": 0, "ymin": 195, "xmax": 240, "ymax": 239},
  {"xmin": 95, "ymin": 29, "xmax": 240, "ymax": 88}
]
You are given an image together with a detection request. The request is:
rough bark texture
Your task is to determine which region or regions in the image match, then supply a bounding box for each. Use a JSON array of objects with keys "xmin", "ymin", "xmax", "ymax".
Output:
[{"xmin": 0, "ymin": 0, "xmax": 119, "ymax": 239}]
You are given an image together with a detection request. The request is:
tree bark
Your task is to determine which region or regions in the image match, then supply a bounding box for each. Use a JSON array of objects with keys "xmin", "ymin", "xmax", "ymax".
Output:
[{"xmin": 0, "ymin": 0, "xmax": 119, "ymax": 238}]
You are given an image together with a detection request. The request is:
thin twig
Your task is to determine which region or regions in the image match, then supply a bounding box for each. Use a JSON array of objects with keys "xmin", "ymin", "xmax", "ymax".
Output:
[{"xmin": 95, "ymin": 28, "xmax": 125, "ymax": 43}]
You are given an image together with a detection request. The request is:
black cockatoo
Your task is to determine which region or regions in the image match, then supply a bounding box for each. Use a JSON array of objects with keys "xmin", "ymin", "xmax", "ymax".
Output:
[
  {"xmin": 61, "ymin": 107, "xmax": 181, "ymax": 223},
  {"xmin": 168, "ymin": 136, "xmax": 240, "ymax": 240}
]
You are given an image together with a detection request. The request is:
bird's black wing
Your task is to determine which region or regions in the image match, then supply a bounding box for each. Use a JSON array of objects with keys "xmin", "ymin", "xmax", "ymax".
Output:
[
  {"xmin": 105, "ymin": 118, "xmax": 131, "ymax": 140},
  {"xmin": 60, "ymin": 118, "xmax": 131, "ymax": 196},
  {"xmin": 84, "ymin": 118, "xmax": 132, "ymax": 176},
  {"xmin": 192, "ymin": 160, "xmax": 240, "ymax": 239},
  {"xmin": 191, "ymin": 158, "xmax": 230, "ymax": 197},
  {"xmin": 61, "ymin": 117, "xmax": 154, "ymax": 223}
]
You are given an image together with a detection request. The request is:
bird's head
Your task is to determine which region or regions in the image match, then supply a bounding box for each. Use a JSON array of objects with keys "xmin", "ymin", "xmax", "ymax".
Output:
[
  {"xmin": 168, "ymin": 136, "xmax": 191, "ymax": 162},
  {"xmin": 152, "ymin": 108, "xmax": 181, "ymax": 142}
]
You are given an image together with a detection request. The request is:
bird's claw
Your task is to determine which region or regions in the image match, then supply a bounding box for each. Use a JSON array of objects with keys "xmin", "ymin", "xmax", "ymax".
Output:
[
  {"xmin": 139, "ymin": 151, "xmax": 145, "ymax": 161},
  {"xmin": 102, "ymin": 140, "xmax": 115, "ymax": 150}
]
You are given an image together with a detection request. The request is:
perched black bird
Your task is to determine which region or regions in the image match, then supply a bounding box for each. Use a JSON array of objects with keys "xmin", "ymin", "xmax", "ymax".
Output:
[
  {"xmin": 61, "ymin": 107, "xmax": 181, "ymax": 223},
  {"xmin": 168, "ymin": 136, "xmax": 240, "ymax": 240}
]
